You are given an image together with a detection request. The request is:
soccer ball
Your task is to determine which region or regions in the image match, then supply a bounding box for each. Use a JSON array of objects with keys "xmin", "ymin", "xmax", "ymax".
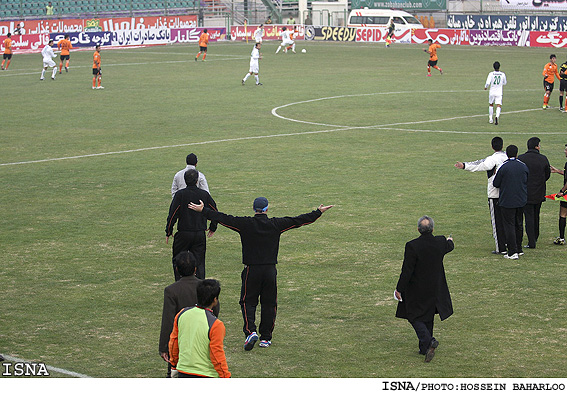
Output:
[{"xmin": 301, "ymin": 48, "xmax": 306, "ymax": 53}]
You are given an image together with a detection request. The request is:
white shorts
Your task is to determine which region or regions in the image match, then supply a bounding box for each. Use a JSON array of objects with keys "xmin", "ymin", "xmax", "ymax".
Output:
[
  {"xmin": 249, "ymin": 60, "xmax": 259, "ymax": 74},
  {"xmin": 43, "ymin": 59, "xmax": 56, "ymax": 68},
  {"xmin": 489, "ymin": 94, "xmax": 503, "ymax": 105},
  {"xmin": 281, "ymin": 40, "xmax": 293, "ymax": 46},
  {"xmin": 255, "ymin": 37, "xmax": 262, "ymax": 43}
]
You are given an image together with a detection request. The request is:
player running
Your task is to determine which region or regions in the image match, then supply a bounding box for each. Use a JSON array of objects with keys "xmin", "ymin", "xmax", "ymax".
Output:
[
  {"xmin": 242, "ymin": 43, "xmax": 262, "ymax": 86},
  {"xmin": 195, "ymin": 29, "xmax": 209, "ymax": 61},
  {"xmin": 275, "ymin": 27, "xmax": 294, "ymax": 54},
  {"xmin": 2, "ymin": 33, "xmax": 13, "ymax": 70},
  {"xmin": 40, "ymin": 39, "xmax": 58, "ymax": 81},
  {"xmin": 424, "ymin": 39, "xmax": 442, "ymax": 77},
  {"xmin": 92, "ymin": 44, "xmax": 103, "ymax": 89},
  {"xmin": 484, "ymin": 61, "xmax": 507, "ymax": 125},
  {"xmin": 58, "ymin": 34, "xmax": 73, "ymax": 74},
  {"xmin": 543, "ymin": 54, "xmax": 560, "ymax": 109}
]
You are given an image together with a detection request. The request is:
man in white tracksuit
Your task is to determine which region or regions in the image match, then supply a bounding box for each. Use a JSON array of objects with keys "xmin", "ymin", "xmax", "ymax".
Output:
[
  {"xmin": 242, "ymin": 43, "xmax": 262, "ymax": 86},
  {"xmin": 41, "ymin": 39, "xmax": 58, "ymax": 81},
  {"xmin": 275, "ymin": 27, "xmax": 294, "ymax": 54},
  {"xmin": 454, "ymin": 136, "xmax": 508, "ymax": 254}
]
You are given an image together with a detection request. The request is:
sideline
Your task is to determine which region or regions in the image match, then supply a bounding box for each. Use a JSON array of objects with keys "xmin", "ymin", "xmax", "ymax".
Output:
[{"xmin": 2, "ymin": 355, "xmax": 92, "ymax": 378}]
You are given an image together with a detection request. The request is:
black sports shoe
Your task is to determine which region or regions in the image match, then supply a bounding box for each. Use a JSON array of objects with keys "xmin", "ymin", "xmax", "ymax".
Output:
[
  {"xmin": 256, "ymin": 82, "xmax": 263, "ymax": 86},
  {"xmin": 494, "ymin": 117, "xmax": 498, "ymax": 125}
]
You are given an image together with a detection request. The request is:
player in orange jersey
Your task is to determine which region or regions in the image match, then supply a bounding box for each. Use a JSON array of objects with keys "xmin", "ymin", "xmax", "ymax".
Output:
[
  {"xmin": 92, "ymin": 44, "xmax": 103, "ymax": 89},
  {"xmin": 542, "ymin": 54, "xmax": 560, "ymax": 109},
  {"xmin": 58, "ymin": 34, "xmax": 73, "ymax": 74},
  {"xmin": 195, "ymin": 29, "xmax": 209, "ymax": 61},
  {"xmin": 285, "ymin": 27, "xmax": 297, "ymax": 53},
  {"xmin": 424, "ymin": 39, "xmax": 443, "ymax": 77},
  {"xmin": 2, "ymin": 33, "xmax": 13, "ymax": 70}
]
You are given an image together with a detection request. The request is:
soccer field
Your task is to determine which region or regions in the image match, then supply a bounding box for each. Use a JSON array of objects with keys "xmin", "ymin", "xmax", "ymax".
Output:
[{"xmin": 1, "ymin": 40, "xmax": 566, "ymax": 378}]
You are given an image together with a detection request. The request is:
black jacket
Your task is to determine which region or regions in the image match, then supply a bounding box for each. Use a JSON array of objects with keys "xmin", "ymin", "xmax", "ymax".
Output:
[
  {"xmin": 517, "ymin": 149, "xmax": 551, "ymax": 204},
  {"xmin": 201, "ymin": 208, "xmax": 322, "ymax": 265},
  {"xmin": 166, "ymin": 185, "xmax": 217, "ymax": 236},
  {"xmin": 493, "ymin": 158, "xmax": 529, "ymax": 208},
  {"xmin": 396, "ymin": 233, "xmax": 454, "ymax": 322}
]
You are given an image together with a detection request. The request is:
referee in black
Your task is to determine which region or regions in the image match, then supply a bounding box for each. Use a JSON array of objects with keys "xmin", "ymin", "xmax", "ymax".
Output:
[
  {"xmin": 189, "ymin": 197, "xmax": 333, "ymax": 350},
  {"xmin": 166, "ymin": 169, "xmax": 218, "ymax": 281}
]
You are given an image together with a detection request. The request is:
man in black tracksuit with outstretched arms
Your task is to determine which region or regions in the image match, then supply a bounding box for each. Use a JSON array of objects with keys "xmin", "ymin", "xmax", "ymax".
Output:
[{"xmin": 189, "ymin": 197, "xmax": 333, "ymax": 351}]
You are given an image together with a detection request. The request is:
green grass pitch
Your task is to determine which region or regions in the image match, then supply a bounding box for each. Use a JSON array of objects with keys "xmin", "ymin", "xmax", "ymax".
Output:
[{"xmin": 1, "ymin": 40, "xmax": 566, "ymax": 378}]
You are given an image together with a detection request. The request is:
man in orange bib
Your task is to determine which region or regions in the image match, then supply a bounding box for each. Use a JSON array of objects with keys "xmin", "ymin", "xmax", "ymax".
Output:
[
  {"xmin": 195, "ymin": 29, "xmax": 209, "ymax": 61},
  {"xmin": 58, "ymin": 34, "xmax": 73, "ymax": 73},
  {"xmin": 2, "ymin": 33, "xmax": 13, "ymax": 70},
  {"xmin": 424, "ymin": 39, "xmax": 443, "ymax": 77},
  {"xmin": 542, "ymin": 54, "xmax": 560, "ymax": 109}
]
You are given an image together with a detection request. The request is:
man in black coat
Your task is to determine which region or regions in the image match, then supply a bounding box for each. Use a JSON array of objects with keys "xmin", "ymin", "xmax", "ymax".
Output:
[
  {"xmin": 395, "ymin": 215, "xmax": 454, "ymax": 362},
  {"xmin": 158, "ymin": 251, "xmax": 219, "ymax": 377},
  {"xmin": 493, "ymin": 145, "xmax": 529, "ymax": 260},
  {"xmin": 166, "ymin": 169, "xmax": 218, "ymax": 280},
  {"xmin": 517, "ymin": 137, "xmax": 551, "ymax": 249}
]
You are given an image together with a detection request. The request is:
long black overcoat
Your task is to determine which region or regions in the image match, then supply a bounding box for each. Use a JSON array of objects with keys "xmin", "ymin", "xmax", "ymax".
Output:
[{"xmin": 395, "ymin": 233, "xmax": 454, "ymax": 322}]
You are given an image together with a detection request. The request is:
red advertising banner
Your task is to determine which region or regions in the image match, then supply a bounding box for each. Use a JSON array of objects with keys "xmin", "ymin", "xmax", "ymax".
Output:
[
  {"xmin": 530, "ymin": 31, "xmax": 567, "ymax": 48},
  {"xmin": 412, "ymin": 28, "xmax": 470, "ymax": 46},
  {"xmin": 230, "ymin": 25, "xmax": 304, "ymax": 41},
  {"xmin": 0, "ymin": 33, "xmax": 48, "ymax": 52},
  {"xmin": 356, "ymin": 27, "xmax": 412, "ymax": 43}
]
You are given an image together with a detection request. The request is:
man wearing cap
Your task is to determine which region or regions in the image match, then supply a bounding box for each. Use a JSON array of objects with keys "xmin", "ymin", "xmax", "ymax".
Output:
[
  {"xmin": 188, "ymin": 197, "xmax": 333, "ymax": 350},
  {"xmin": 171, "ymin": 153, "xmax": 209, "ymax": 198}
]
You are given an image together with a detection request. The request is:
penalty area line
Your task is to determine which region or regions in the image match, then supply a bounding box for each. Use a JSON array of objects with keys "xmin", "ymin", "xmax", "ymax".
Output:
[{"xmin": 2, "ymin": 355, "xmax": 92, "ymax": 378}]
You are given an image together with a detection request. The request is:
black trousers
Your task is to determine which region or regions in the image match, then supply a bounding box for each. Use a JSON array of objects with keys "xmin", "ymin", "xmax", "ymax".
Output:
[
  {"xmin": 172, "ymin": 231, "xmax": 206, "ymax": 280},
  {"xmin": 523, "ymin": 202, "xmax": 542, "ymax": 248},
  {"xmin": 240, "ymin": 265, "xmax": 277, "ymax": 341},
  {"xmin": 500, "ymin": 206, "xmax": 524, "ymax": 256},
  {"xmin": 410, "ymin": 320, "xmax": 435, "ymax": 355},
  {"xmin": 489, "ymin": 198, "xmax": 507, "ymax": 253}
]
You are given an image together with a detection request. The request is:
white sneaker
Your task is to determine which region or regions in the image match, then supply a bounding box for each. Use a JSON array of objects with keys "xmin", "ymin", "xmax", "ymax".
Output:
[
  {"xmin": 97, "ymin": 86, "xmax": 104, "ymax": 89},
  {"xmin": 489, "ymin": 118, "xmax": 493, "ymax": 124},
  {"xmin": 504, "ymin": 253, "xmax": 519, "ymax": 260}
]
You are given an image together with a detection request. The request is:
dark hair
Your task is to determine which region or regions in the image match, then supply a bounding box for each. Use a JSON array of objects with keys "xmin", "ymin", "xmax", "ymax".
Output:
[
  {"xmin": 65, "ymin": 34, "xmax": 69, "ymax": 39},
  {"xmin": 184, "ymin": 169, "xmax": 199, "ymax": 186},
  {"xmin": 527, "ymin": 137, "xmax": 540, "ymax": 150},
  {"xmin": 7, "ymin": 33, "xmax": 11, "ymax": 37},
  {"xmin": 506, "ymin": 144, "xmax": 518, "ymax": 158},
  {"xmin": 186, "ymin": 153, "xmax": 198, "ymax": 165},
  {"xmin": 551, "ymin": 54, "xmax": 556, "ymax": 59},
  {"xmin": 427, "ymin": 38, "xmax": 433, "ymax": 43},
  {"xmin": 418, "ymin": 215, "xmax": 434, "ymax": 234},
  {"xmin": 203, "ymin": 29, "xmax": 207, "ymax": 33},
  {"xmin": 173, "ymin": 251, "xmax": 196, "ymax": 277},
  {"xmin": 493, "ymin": 61, "xmax": 500, "ymax": 71},
  {"xmin": 197, "ymin": 279, "xmax": 221, "ymax": 308},
  {"xmin": 491, "ymin": 136, "xmax": 503, "ymax": 151}
]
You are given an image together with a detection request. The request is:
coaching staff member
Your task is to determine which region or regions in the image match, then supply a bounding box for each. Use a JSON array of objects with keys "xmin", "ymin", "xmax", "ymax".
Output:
[
  {"xmin": 189, "ymin": 197, "xmax": 333, "ymax": 350},
  {"xmin": 394, "ymin": 216, "xmax": 454, "ymax": 363},
  {"xmin": 517, "ymin": 137, "xmax": 550, "ymax": 249},
  {"xmin": 493, "ymin": 145, "xmax": 529, "ymax": 260},
  {"xmin": 158, "ymin": 251, "xmax": 219, "ymax": 377},
  {"xmin": 166, "ymin": 169, "xmax": 218, "ymax": 280}
]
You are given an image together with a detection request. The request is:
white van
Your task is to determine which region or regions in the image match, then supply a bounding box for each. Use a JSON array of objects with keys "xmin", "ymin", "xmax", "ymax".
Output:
[{"xmin": 347, "ymin": 9, "xmax": 423, "ymax": 29}]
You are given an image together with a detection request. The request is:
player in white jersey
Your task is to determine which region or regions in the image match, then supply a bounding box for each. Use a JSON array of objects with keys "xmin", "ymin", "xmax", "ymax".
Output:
[
  {"xmin": 242, "ymin": 43, "xmax": 262, "ymax": 86},
  {"xmin": 254, "ymin": 24, "xmax": 264, "ymax": 44},
  {"xmin": 484, "ymin": 61, "xmax": 507, "ymax": 125},
  {"xmin": 40, "ymin": 39, "xmax": 58, "ymax": 81},
  {"xmin": 275, "ymin": 27, "xmax": 294, "ymax": 54}
]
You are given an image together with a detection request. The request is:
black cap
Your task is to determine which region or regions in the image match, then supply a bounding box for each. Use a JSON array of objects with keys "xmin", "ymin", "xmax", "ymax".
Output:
[
  {"xmin": 253, "ymin": 197, "xmax": 268, "ymax": 212},
  {"xmin": 186, "ymin": 153, "xmax": 198, "ymax": 165}
]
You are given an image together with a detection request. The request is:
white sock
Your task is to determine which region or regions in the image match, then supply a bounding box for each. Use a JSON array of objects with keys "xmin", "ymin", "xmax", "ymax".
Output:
[
  {"xmin": 489, "ymin": 106, "xmax": 493, "ymax": 119},
  {"xmin": 41, "ymin": 69, "xmax": 45, "ymax": 78},
  {"xmin": 254, "ymin": 75, "xmax": 259, "ymax": 84},
  {"xmin": 496, "ymin": 107, "xmax": 501, "ymax": 118},
  {"xmin": 292, "ymin": 43, "xmax": 296, "ymax": 51},
  {"xmin": 52, "ymin": 67, "xmax": 57, "ymax": 78},
  {"xmin": 243, "ymin": 74, "xmax": 250, "ymax": 81},
  {"xmin": 276, "ymin": 45, "xmax": 281, "ymax": 53}
]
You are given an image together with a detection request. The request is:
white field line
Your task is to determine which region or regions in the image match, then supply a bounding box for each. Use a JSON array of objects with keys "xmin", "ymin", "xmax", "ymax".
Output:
[
  {"xmin": 0, "ymin": 91, "xmax": 549, "ymax": 167},
  {"xmin": 2, "ymin": 355, "xmax": 92, "ymax": 378}
]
